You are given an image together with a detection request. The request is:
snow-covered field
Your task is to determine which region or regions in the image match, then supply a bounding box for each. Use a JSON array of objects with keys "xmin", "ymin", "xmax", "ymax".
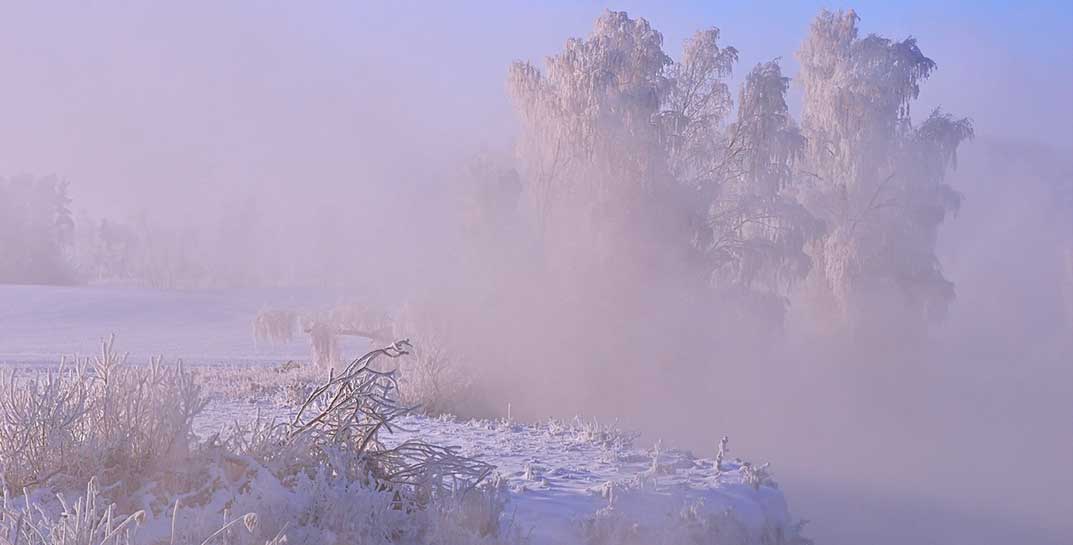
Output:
[
  {"xmin": 0, "ymin": 284, "xmax": 366, "ymax": 366},
  {"xmin": 0, "ymin": 285, "xmax": 808, "ymax": 544}
]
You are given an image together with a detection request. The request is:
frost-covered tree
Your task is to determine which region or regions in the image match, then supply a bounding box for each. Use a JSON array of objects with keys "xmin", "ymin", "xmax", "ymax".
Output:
[
  {"xmin": 796, "ymin": 9, "xmax": 973, "ymax": 322},
  {"xmin": 507, "ymin": 12, "xmax": 821, "ymax": 324},
  {"xmin": 507, "ymin": 11, "xmax": 678, "ymax": 270},
  {"xmin": 67, "ymin": 212, "xmax": 210, "ymax": 288},
  {"xmin": 659, "ymin": 27, "xmax": 737, "ymax": 190},
  {"xmin": 506, "ymin": 8, "xmax": 971, "ymax": 331},
  {"xmin": 0, "ymin": 174, "xmax": 75, "ymax": 284},
  {"xmin": 704, "ymin": 61, "xmax": 821, "ymax": 298},
  {"xmin": 460, "ymin": 152, "xmax": 523, "ymax": 245},
  {"xmin": 90, "ymin": 217, "xmax": 139, "ymax": 281}
]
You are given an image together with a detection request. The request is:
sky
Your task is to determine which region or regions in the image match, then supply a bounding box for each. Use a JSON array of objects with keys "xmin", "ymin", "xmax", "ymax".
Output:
[{"xmin": 0, "ymin": 1, "xmax": 1070, "ymax": 218}]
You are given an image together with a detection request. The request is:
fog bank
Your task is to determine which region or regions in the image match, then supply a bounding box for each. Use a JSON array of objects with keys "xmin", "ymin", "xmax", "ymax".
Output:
[{"xmin": 1, "ymin": 4, "xmax": 1070, "ymax": 545}]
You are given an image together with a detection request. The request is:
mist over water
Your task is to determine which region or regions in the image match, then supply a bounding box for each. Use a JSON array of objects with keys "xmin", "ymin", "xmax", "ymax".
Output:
[{"xmin": 1, "ymin": 3, "xmax": 1070, "ymax": 545}]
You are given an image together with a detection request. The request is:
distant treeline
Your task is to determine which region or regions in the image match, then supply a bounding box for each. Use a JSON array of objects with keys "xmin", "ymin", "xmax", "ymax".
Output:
[
  {"xmin": 0, "ymin": 175, "xmax": 275, "ymax": 289},
  {"xmin": 0, "ymin": 175, "xmax": 75, "ymax": 284}
]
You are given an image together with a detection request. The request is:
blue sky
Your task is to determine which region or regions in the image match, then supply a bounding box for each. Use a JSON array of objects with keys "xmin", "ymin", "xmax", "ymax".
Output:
[
  {"xmin": 0, "ymin": 2, "xmax": 1069, "ymax": 214},
  {"xmin": 361, "ymin": 0, "xmax": 1073, "ymax": 150}
]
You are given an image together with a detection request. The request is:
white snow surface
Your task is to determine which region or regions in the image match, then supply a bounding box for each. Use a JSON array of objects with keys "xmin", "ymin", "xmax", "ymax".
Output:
[
  {"xmin": 196, "ymin": 397, "xmax": 795, "ymax": 545},
  {"xmin": 0, "ymin": 284, "xmax": 366, "ymax": 366},
  {"xmin": 195, "ymin": 375, "xmax": 798, "ymax": 545},
  {"xmin": 381, "ymin": 415, "xmax": 793, "ymax": 544}
]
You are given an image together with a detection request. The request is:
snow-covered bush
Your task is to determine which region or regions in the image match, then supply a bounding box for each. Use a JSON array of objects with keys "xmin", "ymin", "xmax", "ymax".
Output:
[
  {"xmin": 200, "ymin": 340, "xmax": 509, "ymax": 543},
  {"xmin": 0, "ymin": 477, "xmax": 277, "ymax": 545},
  {"xmin": 0, "ymin": 335, "xmax": 204, "ymax": 496},
  {"xmin": 252, "ymin": 308, "xmax": 298, "ymax": 346},
  {"xmin": 0, "ymin": 338, "xmax": 517, "ymax": 545},
  {"xmin": 230, "ymin": 340, "xmax": 493, "ymax": 498},
  {"xmin": 2, "ymin": 477, "xmax": 149, "ymax": 545},
  {"xmin": 247, "ymin": 299, "xmax": 477, "ymax": 415},
  {"xmin": 571, "ymin": 417, "xmax": 638, "ymax": 451},
  {"xmin": 391, "ymin": 301, "xmax": 476, "ymax": 417},
  {"xmin": 194, "ymin": 360, "xmax": 320, "ymax": 412}
]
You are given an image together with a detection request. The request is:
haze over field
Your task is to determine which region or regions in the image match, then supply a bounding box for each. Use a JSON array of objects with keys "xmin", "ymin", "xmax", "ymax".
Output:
[{"xmin": 1, "ymin": 3, "xmax": 1071, "ymax": 545}]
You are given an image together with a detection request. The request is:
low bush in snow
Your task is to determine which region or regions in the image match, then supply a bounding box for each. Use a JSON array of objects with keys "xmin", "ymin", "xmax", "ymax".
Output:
[
  {"xmin": 391, "ymin": 302, "xmax": 477, "ymax": 417},
  {"xmin": 248, "ymin": 298, "xmax": 479, "ymax": 418},
  {"xmin": 0, "ymin": 335, "xmax": 204, "ymax": 496},
  {"xmin": 0, "ymin": 337, "xmax": 519, "ymax": 545}
]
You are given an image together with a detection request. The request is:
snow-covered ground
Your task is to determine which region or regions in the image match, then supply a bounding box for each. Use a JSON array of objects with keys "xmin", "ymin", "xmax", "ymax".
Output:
[
  {"xmin": 0, "ymin": 284, "xmax": 366, "ymax": 366},
  {"xmin": 197, "ymin": 385, "xmax": 798, "ymax": 545},
  {"xmin": 191, "ymin": 361, "xmax": 806, "ymax": 544},
  {"xmin": 379, "ymin": 415, "xmax": 795, "ymax": 544},
  {"xmin": 0, "ymin": 284, "xmax": 808, "ymax": 544}
]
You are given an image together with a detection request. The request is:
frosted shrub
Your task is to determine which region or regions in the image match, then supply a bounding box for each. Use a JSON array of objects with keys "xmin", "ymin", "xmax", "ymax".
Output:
[
  {"xmin": 194, "ymin": 361, "xmax": 320, "ymax": 412},
  {"xmin": 391, "ymin": 302, "xmax": 476, "ymax": 416},
  {"xmin": 562, "ymin": 417, "xmax": 638, "ymax": 451},
  {"xmin": 1, "ymin": 338, "xmax": 515, "ymax": 545},
  {"xmin": 216, "ymin": 340, "xmax": 505, "ymax": 543},
  {"xmin": 1, "ymin": 477, "xmax": 148, "ymax": 545},
  {"xmin": 0, "ymin": 478, "xmax": 276, "ymax": 545},
  {"xmin": 1, "ymin": 475, "xmax": 515, "ymax": 545},
  {"xmin": 252, "ymin": 308, "xmax": 297, "ymax": 346},
  {"xmin": 251, "ymin": 300, "xmax": 478, "ymax": 413},
  {"xmin": 283, "ymin": 341, "xmax": 491, "ymax": 498},
  {"xmin": 740, "ymin": 462, "xmax": 775, "ymax": 491},
  {"xmin": 0, "ymin": 335, "xmax": 205, "ymax": 496}
]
